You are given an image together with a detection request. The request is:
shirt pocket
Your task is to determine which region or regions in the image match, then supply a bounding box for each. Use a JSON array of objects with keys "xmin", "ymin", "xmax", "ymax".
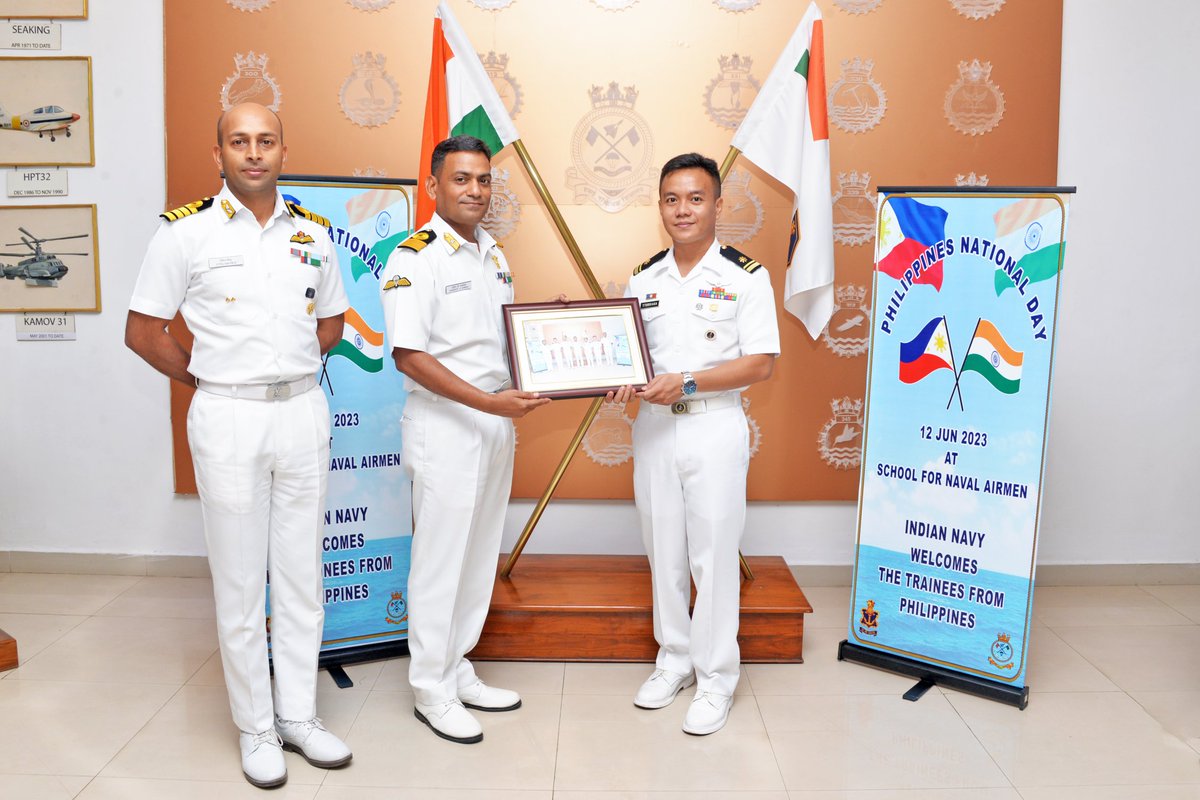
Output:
[
  {"xmin": 195, "ymin": 266, "xmax": 253, "ymax": 323},
  {"xmin": 690, "ymin": 298, "xmax": 739, "ymax": 346}
]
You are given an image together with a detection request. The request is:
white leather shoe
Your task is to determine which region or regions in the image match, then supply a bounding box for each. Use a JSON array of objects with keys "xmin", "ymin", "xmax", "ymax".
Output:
[
  {"xmin": 682, "ymin": 691, "xmax": 733, "ymax": 735},
  {"xmin": 414, "ymin": 699, "xmax": 483, "ymax": 744},
  {"xmin": 276, "ymin": 716, "xmax": 353, "ymax": 768},
  {"xmin": 458, "ymin": 679, "xmax": 522, "ymax": 712},
  {"xmin": 239, "ymin": 729, "xmax": 287, "ymax": 788},
  {"xmin": 633, "ymin": 668, "xmax": 695, "ymax": 709}
]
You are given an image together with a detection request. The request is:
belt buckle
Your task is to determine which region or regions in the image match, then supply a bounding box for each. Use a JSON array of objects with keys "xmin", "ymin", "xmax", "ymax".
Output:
[
  {"xmin": 671, "ymin": 401, "xmax": 688, "ymax": 415},
  {"xmin": 266, "ymin": 381, "xmax": 291, "ymax": 401}
]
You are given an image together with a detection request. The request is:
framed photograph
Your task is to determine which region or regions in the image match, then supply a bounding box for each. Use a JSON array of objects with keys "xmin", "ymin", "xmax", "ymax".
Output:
[
  {"xmin": 0, "ymin": 204, "xmax": 100, "ymax": 312},
  {"xmin": 0, "ymin": 56, "xmax": 94, "ymax": 167},
  {"xmin": 0, "ymin": 0, "xmax": 86, "ymax": 18},
  {"xmin": 504, "ymin": 298, "xmax": 654, "ymax": 399}
]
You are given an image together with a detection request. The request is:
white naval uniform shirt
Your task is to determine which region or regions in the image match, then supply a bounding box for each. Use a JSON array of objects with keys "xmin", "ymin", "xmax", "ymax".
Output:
[
  {"xmin": 379, "ymin": 213, "xmax": 514, "ymax": 394},
  {"xmin": 626, "ymin": 240, "xmax": 781, "ymax": 398},
  {"xmin": 130, "ymin": 183, "xmax": 349, "ymax": 385}
]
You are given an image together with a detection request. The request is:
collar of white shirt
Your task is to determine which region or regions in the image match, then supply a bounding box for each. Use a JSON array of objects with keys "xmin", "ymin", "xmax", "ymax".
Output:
[
  {"xmin": 217, "ymin": 181, "xmax": 292, "ymax": 229},
  {"xmin": 428, "ymin": 211, "xmax": 497, "ymax": 257},
  {"xmin": 666, "ymin": 239, "xmax": 723, "ymax": 283}
]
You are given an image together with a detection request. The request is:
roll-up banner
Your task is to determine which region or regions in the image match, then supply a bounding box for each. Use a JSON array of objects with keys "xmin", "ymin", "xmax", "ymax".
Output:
[
  {"xmin": 840, "ymin": 187, "xmax": 1074, "ymax": 709},
  {"xmin": 268, "ymin": 176, "xmax": 415, "ymax": 667}
]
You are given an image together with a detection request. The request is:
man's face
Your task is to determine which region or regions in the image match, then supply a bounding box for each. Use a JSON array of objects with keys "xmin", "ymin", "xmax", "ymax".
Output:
[
  {"xmin": 212, "ymin": 104, "xmax": 286, "ymax": 199},
  {"xmin": 658, "ymin": 167, "xmax": 722, "ymax": 248},
  {"xmin": 428, "ymin": 151, "xmax": 492, "ymax": 234}
]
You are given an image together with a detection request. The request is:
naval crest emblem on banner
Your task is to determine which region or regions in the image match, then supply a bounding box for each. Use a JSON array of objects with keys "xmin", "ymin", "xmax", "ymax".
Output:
[
  {"xmin": 988, "ymin": 632, "xmax": 1015, "ymax": 668},
  {"xmin": 832, "ymin": 171, "xmax": 876, "ymax": 246},
  {"xmin": 817, "ymin": 396, "xmax": 864, "ymax": 469},
  {"xmin": 566, "ymin": 82, "xmax": 655, "ymax": 213},
  {"xmin": 833, "ymin": 0, "xmax": 884, "ymax": 14},
  {"xmin": 384, "ymin": 590, "xmax": 408, "ymax": 625},
  {"xmin": 704, "ymin": 54, "xmax": 760, "ymax": 130},
  {"xmin": 822, "ymin": 285, "xmax": 871, "ymax": 358},
  {"xmin": 714, "ymin": 0, "xmax": 761, "ymax": 12},
  {"xmin": 221, "ymin": 52, "xmax": 281, "ymax": 111},
  {"xmin": 481, "ymin": 167, "xmax": 521, "ymax": 241},
  {"xmin": 956, "ymin": 172, "xmax": 990, "ymax": 186},
  {"xmin": 828, "ymin": 58, "xmax": 887, "ymax": 134},
  {"xmin": 945, "ymin": 59, "xmax": 1005, "ymax": 136},
  {"xmin": 583, "ymin": 402, "xmax": 634, "ymax": 467},
  {"xmin": 481, "ymin": 51, "xmax": 524, "ymax": 119},
  {"xmin": 226, "ymin": 0, "xmax": 274, "ymax": 10},
  {"xmin": 339, "ymin": 52, "xmax": 400, "ymax": 127},
  {"xmin": 715, "ymin": 168, "xmax": 763, "ymax": 245},
  {"xmin": 858, "ymin": 599, "xmax": 880, "ymax": 635},
  {"xmin": 347, "ymin": 0, "xmax": 395, "ymax": 9},
  {"xmin": 950, "ymin": 0, "xmax": 1006, "ymax": 20}
]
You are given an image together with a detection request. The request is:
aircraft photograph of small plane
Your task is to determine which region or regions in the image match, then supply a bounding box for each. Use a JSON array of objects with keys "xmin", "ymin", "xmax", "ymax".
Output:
[
  {"xmin": 0, "ymin": 227, "xmax": 89, "ymax": 287},
  {"xmin": 0, "ymin": 103, "xmax": 81, "ymax": 142}
]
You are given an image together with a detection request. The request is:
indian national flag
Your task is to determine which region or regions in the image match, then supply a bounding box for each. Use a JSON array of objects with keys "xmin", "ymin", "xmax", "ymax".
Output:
[
  {"xmin": 730, "ymin": 1, "xmax": 834, "ymax": 339},
  {"xmin": 992, "ymin": 197, "xmax": 1066, "ymax": 296},
  {"xmin": 417, "ymin": 2, "xmax": 519, "ymax": 227},
  {"xmin": 328, "ymin": 307, "xmax": 384, "ymax": 374},
  {"xmin": 961, "ymin": 319, "xmax": 1022, "ymax": 394}
]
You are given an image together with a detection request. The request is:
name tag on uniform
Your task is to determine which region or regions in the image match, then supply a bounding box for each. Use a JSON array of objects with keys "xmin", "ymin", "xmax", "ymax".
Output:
[
  {"xmin": 445, "ymin": 280, "xmax": 471, "ymax": 294},
  {"xmin": 208, "ymin": 255, "xmax": 244, "ymax": 269}
]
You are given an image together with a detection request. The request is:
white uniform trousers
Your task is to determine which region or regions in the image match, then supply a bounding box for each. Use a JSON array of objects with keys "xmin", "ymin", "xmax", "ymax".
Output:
[
  {"xmin": 632, "ymin": 400, "xmax": 749, "ymax": 697},
  {"xmin": 401, "ymin": 392, "xmax": 515, "ymax": 705},
  {"xmin": 187, "ymin": 386, "xmax": 330, "ymax": 735}
]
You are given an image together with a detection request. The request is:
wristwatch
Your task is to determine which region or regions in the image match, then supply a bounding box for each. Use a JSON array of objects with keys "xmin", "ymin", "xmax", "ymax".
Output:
[{"xmin": 681, "ymin": 371, "xmax": 698, "ymax": 396}]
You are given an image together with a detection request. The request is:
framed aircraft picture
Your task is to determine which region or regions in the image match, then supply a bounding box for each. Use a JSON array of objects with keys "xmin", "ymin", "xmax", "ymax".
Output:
[
  {"xmin": 0, "ymin": 204, "xmax": 100, "ymax": 312},
  {"xmin": 0, "ymin": 57, "xmax": 94, "ymax": 167},
  {"xmin": 0, "ymin": 0, "xmax": 87, "ymax": 19}
]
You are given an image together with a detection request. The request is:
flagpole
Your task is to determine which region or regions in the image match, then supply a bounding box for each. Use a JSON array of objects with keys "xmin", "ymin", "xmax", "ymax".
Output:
[
  {"xmin": 719, "ymin": 146, "xmax": 742, "ymax": 182},
  {"xmin": 947, "ymin": 318, "xmax": 979, "ymax": 411}
]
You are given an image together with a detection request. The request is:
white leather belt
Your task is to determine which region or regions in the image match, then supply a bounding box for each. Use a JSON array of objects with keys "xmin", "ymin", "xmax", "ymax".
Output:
[
  {"xmin": 645, "ymin": 393, "xmax": 741, "ymax": 416},
  {"xmin": 197, "ymin": 374, "xmax": 317, "ymax": 401}
]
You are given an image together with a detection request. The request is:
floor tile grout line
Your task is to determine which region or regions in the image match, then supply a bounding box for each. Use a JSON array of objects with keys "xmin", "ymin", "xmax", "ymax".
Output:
[
  {"xmin": 548, "ymin": 661, "xmax": 566, "ymax": 796},
  {"xmin": 939, "ymin": 689, "xmax": 1023, "ymax": 793},
  {"xmin": 86, "ymin": 672, "xmax": 189, "ymax": 786},
  {"xmin": 751, "ymin": 691, "xmax": 792, "ymax": 794}
]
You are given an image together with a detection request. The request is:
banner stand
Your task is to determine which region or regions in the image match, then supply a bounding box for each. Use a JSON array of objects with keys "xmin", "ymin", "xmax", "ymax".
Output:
[{"xmin": 838, "ymin": 640, "xmax": 1029, "ymax": 709}]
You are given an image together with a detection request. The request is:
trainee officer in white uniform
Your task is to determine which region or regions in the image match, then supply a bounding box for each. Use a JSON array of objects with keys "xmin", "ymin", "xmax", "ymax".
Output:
[
  {"xmin": 379, "ymin": 135, "xmax": 551, "ymax": 744},
  {"xmin": 126, "ymin": 103, "xmax": 353, "ymax": 788},
  {"xmin": 608, "ymin": 152, "xmax": 780, "ymax": 735}
]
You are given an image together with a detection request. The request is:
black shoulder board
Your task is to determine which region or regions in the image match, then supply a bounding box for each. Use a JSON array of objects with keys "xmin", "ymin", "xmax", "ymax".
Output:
[
  {"xmin": 399, "ymin": 229, "xmax": 435, "ymax": 253},
  {"xmin": 159, "ymin": 197, "xmax": 213, "ymax": 222},
  {"xmin": 633, "ymin": 248, "xmax": 669, "ymax": 276},
  {"xmin": 286, "ymin": 201, "xmax": 331, "ymax": 229},
  {"xmin": 719, "ymin": 244, "xmax": 763, "ymax": 274}
]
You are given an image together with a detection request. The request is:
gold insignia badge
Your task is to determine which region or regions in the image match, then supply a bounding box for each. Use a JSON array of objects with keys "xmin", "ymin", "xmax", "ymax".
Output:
[
  {"xmin": 306, "ymin": 301, "xmax": 316, "ymax": 315},
  {"xmin": 382, "ymin": 275, "xmax": 412, "ymax": 291},
  {"xmin": 443, "ymin": 231, "xmax": 460, "ymax": 251},
  {"xmin": 221, "ymin": 199, "xmax": 235, "ymax": 219},
  {"xmin": 290, "ymin": 232, "xmax": 315, "ymax": 245},
  {"xmin": 225, "ymin": 297, "xmax": 236, "ymax": 303}
]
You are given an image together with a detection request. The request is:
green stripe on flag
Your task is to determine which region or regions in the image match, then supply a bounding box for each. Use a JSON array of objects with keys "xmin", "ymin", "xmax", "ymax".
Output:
[
  {"xmin": 351, "ymin": 230, "xmax": 409, "ymax": 282},
  {"xmin": 994, "ymin": 243, "xmax": 1064, "ymax": 295},
  {"xmin": 451, "ymin": 105, "xmax": 504, "ymax": 157},
  {"xmin": 795, "ymin": 49, "xmax": 810, "ymax": 79},
  {"xmin": 962, "ymin": 353, "xmax": 1020, "ymax": 394},
  {"xmin": 329, "ymin": 340, "xmax": 383, "ymax": 373}
]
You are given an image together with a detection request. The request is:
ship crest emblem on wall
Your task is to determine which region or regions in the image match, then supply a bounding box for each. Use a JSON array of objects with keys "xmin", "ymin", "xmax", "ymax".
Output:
[
  {"xmin": 822, "ymin": 284, "xmax": 871, "ymax": 358},
  {"xmin": 832, "ymin": 0, "xmax": 884, "ymax": 14},
  {"xmin": 715, "ymin": 0, "xmax": 761, "ymax": 10},
  {"xmin": 817, "ymin": 396, "xmax": 864, "ymax": 469},
  {"xmin": 583, "ymin": 401, "xmax": 634, "ymax": 467},
  {"xmin": 704, "ymin": 53, "xmax": 761, "ymax": 130},
  {"xmin": 226, "ymin": 0, "xmax": 274, "ymax": 10},
  {"xmin": 828, "ymin": 57, "xmax": 887, "ymax": 134},
  {"xmin": 469, "ymin": 0, "xmax": 516, "ymax": 9},
  {"xmin": 339, "ymin": 51, "xmax": 400, "ymax": 128},
  {"xmin": 347, "ymin": 0, "xmax": 395, "ymax": 9},
  {"xmin": 950, "ymin": 0, "xmax": 1006, "ymax": 21},
  {"xmin": 566, "ymin": 82, "xmax": 655, "ymax": 213},
  {"xmin": 481, "ymin": 168, "xmax": 521, "ymax": 241},
  {"xmin": 221, "ymin": 51, "xmax": 281, "ymax": 111},
  {"xmin": 955, "ymin": 172, "xmax": 990, "ymax": 186},
  {"xmin": 944, "ymin": 59, "xmax": 1005, "ymax": 136},
  {"xmin": 481, "ymin": 51, "xmax": 524, "ymax": 120},
  {"xmin": 715, "ymin": 168, "xmax": 764, "ymax": 245},
  {"xmin": 832, "ymin": 171, "xmax": 876, "ymax": 246}
]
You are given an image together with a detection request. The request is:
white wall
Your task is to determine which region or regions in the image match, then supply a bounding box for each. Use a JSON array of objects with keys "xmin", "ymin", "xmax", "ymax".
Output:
[{"xmin": 1, "ymin": 0, "xmax": 1196, "ymax": 566}]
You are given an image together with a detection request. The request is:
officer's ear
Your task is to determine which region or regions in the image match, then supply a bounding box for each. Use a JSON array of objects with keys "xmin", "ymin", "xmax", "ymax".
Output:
[
  {"xmin": 212, "ymin": 144, "xmax": 223, "ymax": 173},
  {"xmin": 425, "ymin": 173, "xmax": 438, "ymax": 200}
]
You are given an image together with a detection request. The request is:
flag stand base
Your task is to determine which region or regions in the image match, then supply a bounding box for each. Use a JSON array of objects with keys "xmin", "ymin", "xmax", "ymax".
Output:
[{"xmin": 837, "ymin": 640, "xmax": 1029, "ymax": 710}]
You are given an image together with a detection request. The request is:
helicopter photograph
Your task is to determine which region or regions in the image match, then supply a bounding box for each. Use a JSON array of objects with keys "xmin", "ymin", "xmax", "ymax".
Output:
[
  {"xmin": 0, "ymin": 204, "xmax": 99, "ymax": 312},
  {"xmin": 0, "ymin": 56, "xmax": 94, "ymax": 167}
]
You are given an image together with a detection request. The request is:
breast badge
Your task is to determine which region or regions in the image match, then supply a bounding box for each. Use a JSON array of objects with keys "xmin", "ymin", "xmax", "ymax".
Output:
[
  {"xmin": 950, "ymin": 0, "xmax": 1006, "ymax": 20},
  {"xmin": 582, "ymin": 401, "xmax": 634, "ymax": 467},
  {"xmin": 832, "ymin": 171, "xmax": 876, "ymax": 246},
  {"xmin": 481, "ymin": 167, "xmax": 521, "ymax": 241},
  {"xmin": 481, "ymin": 51, "xmax": 523, "ymax": 119},
  {"xmin": 221, "ymin": 51, "xmax": 281, "ymax": 111},
  {"xmin": 339, "ymin": 51, "xmax": 400, "ymax": 128},
  {"xmin": 944, "ymin": 59, "xmax": 1005, "ymax": 136},
  {"xmin": 822, "ymin": 285, "xmax": 871, "ymax": 358},
  {"xmin": 817, "ymin": 396, "xmax": 864, "ymax": 470},
  {"xmin": 566, "ymin": 83, "xmax": 655, "ymax": 213},
  {"xmin": 704, "ymin": 54, "xmax": 760, "ymax": 130},
  {"xmin": 715, "ymin": 168, "xmax": 764, "ymax": 245},
  {"xmin": 828, "ymin": 58, "xmax": 886, "ymax": 134}
]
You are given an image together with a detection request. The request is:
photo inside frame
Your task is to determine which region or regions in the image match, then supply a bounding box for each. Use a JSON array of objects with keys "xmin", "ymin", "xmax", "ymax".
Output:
[{"xmin": 513, "ymin": 307, "xmax": 648, "ymax": 393}]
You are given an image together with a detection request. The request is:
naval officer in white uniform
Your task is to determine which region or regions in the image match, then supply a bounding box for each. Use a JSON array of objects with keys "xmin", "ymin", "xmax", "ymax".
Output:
[
  {"xmin": 126, "ymin": 103, "xmax": 353, "ymax": 788},
  {"xmin": 379, "ymin": 135, "xmax": 551, "ymax": 744},
  {"xmin": 608, "ymin": 152, "xmax": 780, "ymax": 735}
]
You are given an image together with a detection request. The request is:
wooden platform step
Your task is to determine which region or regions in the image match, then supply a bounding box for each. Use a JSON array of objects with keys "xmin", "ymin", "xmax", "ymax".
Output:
[
  {"xmin": 469, "ymin": 554, "xmax": 812, "ymax": 662},
  {"xmin": 0, "ymin": 628, "xmax": 16, "ymax": 672}
]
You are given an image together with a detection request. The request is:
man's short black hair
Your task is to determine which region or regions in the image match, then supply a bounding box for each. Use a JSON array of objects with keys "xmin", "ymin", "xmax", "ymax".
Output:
[
  {"xmin": 659, "ymin": 152, "xmax": 721, "ymax": 197},
  {"xmin": 431, "ymin": 135, "xmax": 492, "ymax": 176}
]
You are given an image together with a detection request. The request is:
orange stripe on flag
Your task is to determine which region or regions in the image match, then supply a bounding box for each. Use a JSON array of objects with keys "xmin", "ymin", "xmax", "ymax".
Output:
[
  {"xmin": 993, "ymin": 198, "xmax": 1058, "ymax": 239},
  {"xmin": 344, "ymin": 307, "xmax": 384, "ymax": 348},
  {"xmin": 346, "ymin": 189, "xmax": 398, "ymax": 228},
  {"xmin": 416, "ymin": 18, "xmax": 454, "ymax": 229},
  {"xmin": 975, "ymin": 319, "xmax": 1022, "ymax": 366},
  {"xmin": 807, "ymin": 19, "xmax": 829, "ymax": 142}
]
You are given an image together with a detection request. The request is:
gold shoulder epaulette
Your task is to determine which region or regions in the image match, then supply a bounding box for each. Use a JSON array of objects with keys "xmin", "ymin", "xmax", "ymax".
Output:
[
  {"xmin": 719, "ymin": 244, "xmax": 763, "ymax": 274},
  {"xmin": 159, "ymin": 197, "xmax": 213, "ymax": 222},
  {"xmin": 633, "ymin": 248, "xmax": 669, "ymax": 276},
  {"xmin": 286, "ymin": 201, "xmax": 331, "ymax": 229},
  {"xmin": 399, "ymin": 229, "xmax": 435, "ymax": 253}
]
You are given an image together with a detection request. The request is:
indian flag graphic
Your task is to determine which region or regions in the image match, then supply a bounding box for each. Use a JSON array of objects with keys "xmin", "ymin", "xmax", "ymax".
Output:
[
  {"xmin": 416, "ymin": 2, "xmax": 520, "ymax": 227},
  {"xmin": 328, "ymin": 307, "xmax": 384, "ymax": 374},
  {"xmin": 961, "ymin": 319, "xmax": 1022, "ymax": 394},
  {"xmin": 992, "ymin": 197, "xmax": 1066, "ymax": 296}
]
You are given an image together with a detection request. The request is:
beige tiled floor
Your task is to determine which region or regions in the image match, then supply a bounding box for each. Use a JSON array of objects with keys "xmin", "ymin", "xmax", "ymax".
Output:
[{"xmin": 1, "ymin": 575, "xmax": 1199, "ymax": 798}]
